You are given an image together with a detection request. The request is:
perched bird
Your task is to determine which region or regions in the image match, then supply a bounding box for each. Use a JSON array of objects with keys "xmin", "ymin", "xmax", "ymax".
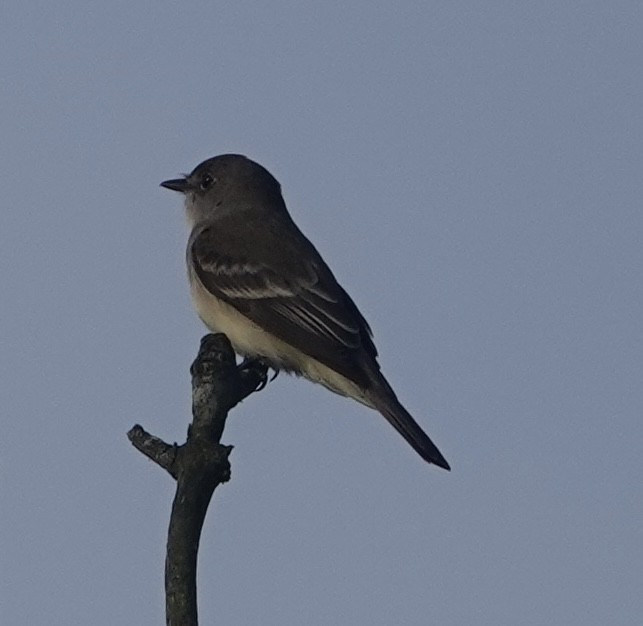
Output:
[{"xmin": 161, "ymin": 154, "xmax": 449, "ymax": 470}]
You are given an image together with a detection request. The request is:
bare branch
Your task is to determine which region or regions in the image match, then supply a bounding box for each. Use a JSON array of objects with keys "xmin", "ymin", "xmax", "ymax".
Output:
[{"xmin": 128, "ymin": 333, "xmax": 267, "ymax": 626}]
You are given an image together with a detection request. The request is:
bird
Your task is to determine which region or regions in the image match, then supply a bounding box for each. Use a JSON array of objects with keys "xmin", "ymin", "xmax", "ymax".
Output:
[{"xmin": 161, "ymin": 154, "xmax": 450, "ymax": 470}]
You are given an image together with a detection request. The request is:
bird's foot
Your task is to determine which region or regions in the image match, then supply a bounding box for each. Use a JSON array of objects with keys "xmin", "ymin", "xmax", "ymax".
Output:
[{"xmin": 238, "ymin": 357, "xmax": 279, "ymax": 392}]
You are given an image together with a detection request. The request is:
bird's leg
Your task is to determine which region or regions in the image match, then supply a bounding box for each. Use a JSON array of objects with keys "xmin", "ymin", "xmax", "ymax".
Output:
[{"xmin": 237, "ymin": 357, "xmax": 278, "ymax": 391}]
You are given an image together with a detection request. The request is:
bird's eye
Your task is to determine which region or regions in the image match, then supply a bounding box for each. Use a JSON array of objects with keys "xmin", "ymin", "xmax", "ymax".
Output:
[{"xmin": 200, "ymin": 174, "xmax": 216, "ymax": 190}]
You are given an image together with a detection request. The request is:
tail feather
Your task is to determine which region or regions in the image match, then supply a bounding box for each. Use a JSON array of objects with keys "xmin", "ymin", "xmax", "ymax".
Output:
[{"xmin": 368, "ymin": 385, "xmax": 450, "ymax": 470}]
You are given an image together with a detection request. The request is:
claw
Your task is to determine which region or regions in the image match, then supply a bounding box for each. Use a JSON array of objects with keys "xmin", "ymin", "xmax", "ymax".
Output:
[
  {"xmin": 255, "ymin": 369, "xmax": 269, "ymax": 392},
  {"xmin": 238, "ymin": 357, "xmax": 273, "ymax": 392}
]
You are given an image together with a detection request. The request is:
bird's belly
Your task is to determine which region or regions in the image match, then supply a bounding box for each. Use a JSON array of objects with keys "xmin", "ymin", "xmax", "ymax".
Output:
[
  {"xmin": 190, "ymin": 276, "xmax": 372, "ymax": 407},
  {"xmin": 190, "ymin": 279, "xmax": 287, "ymax": 362}
]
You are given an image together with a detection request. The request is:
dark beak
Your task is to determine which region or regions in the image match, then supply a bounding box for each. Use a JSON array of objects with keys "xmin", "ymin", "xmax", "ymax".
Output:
[{"xmin": 160, "ymin": 178, "xmax": 189, "ymax": 193}]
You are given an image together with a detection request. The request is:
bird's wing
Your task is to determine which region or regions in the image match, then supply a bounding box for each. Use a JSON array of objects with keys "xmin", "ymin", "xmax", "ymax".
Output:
[{"xmin": 190, "ymin": 221, "xmax": 377, "ymax": 386}]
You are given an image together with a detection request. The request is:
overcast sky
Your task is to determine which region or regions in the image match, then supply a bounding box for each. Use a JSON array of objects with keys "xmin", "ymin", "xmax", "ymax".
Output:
[{"xmin": 1, "ymin": 2, "xmax": 641, "ymax": 625}]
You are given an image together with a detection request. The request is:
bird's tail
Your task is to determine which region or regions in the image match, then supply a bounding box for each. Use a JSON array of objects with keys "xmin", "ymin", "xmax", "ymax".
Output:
[{"xmin": 367, "ymin": 376, "xmax": 450, "ymax": 471}]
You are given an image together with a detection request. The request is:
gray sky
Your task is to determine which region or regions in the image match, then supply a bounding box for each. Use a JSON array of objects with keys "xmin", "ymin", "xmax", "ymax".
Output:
[{"xmin": 1, "ymin": 2, "xmax": 641, "ymax": 624}]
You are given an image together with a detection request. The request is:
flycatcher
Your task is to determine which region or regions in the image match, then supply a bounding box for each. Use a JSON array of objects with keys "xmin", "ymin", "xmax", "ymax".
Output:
[{"xmin": 161, "ymin": 154, "xmax": 450, "ymax": 470}]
